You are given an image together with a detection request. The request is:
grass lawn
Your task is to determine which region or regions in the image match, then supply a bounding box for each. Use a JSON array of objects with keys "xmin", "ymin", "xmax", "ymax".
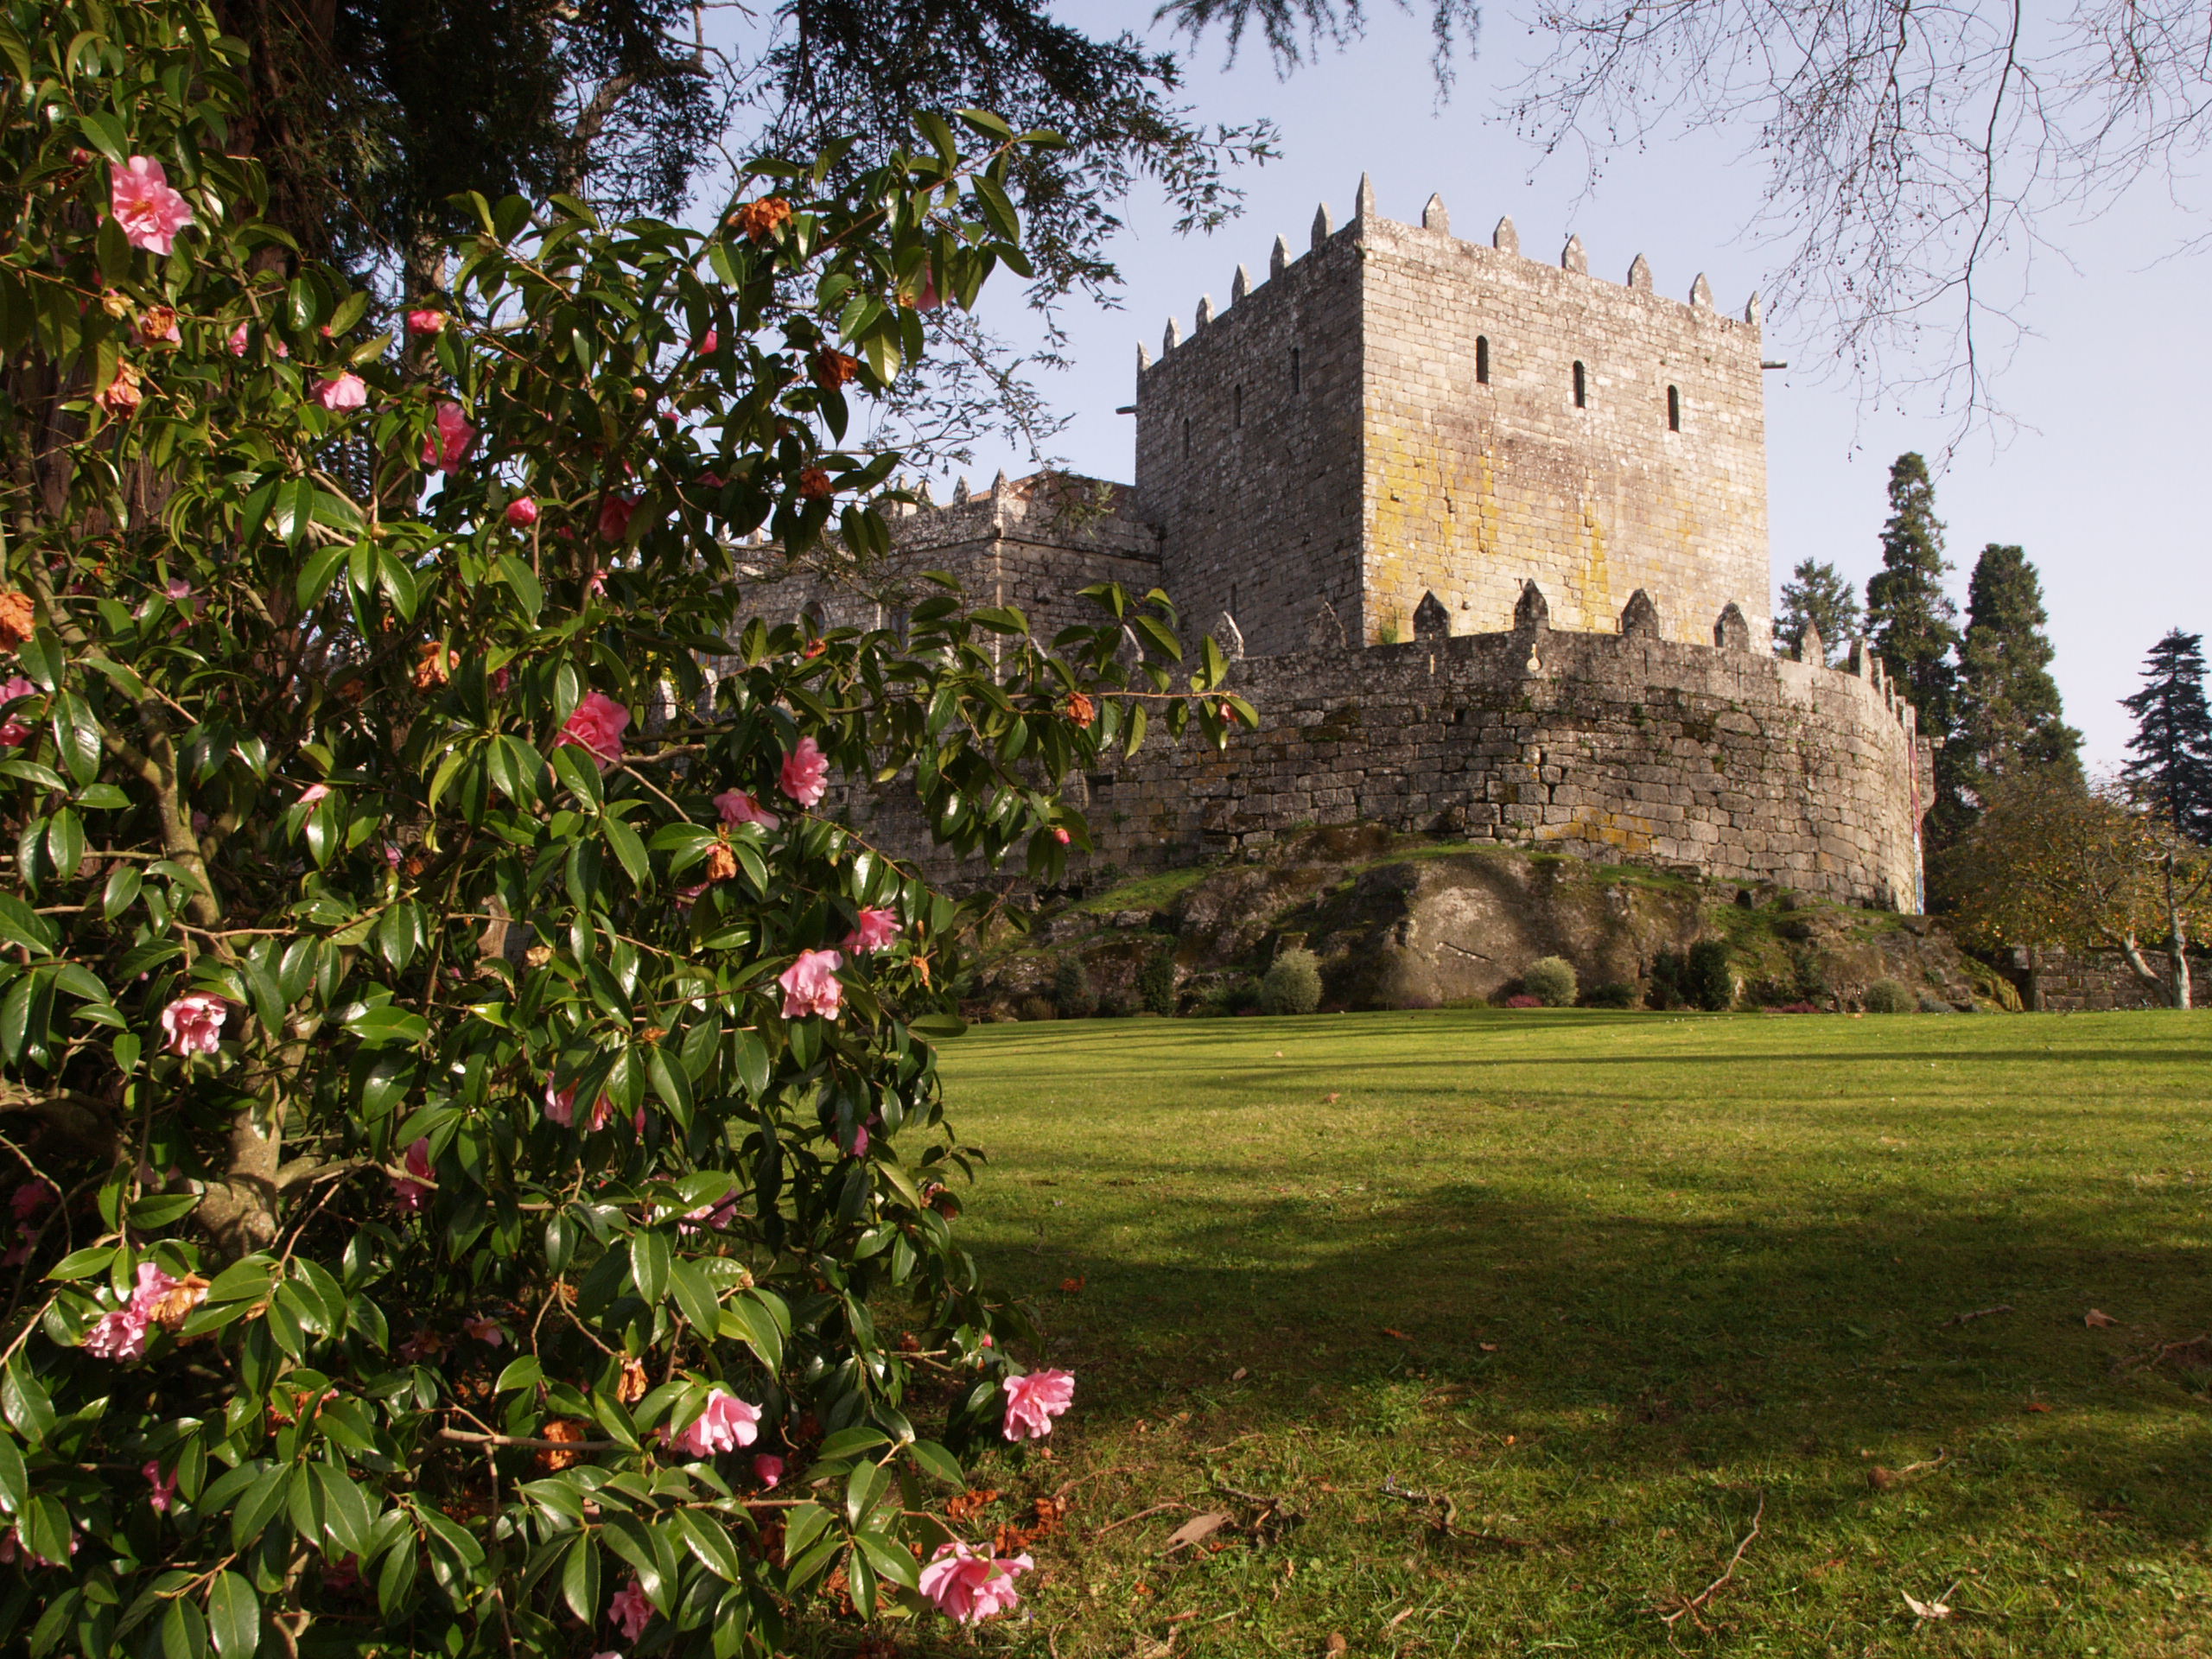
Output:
[{"xmin": 917, "ymin": 1009, "xmax": 2212, "ymax": 1658}]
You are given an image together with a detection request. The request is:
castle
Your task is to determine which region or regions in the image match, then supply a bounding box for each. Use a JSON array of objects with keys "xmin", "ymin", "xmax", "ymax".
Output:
[{"xmin": 746, "ymin": 181, "xmax": 1931, "ymax": 911}]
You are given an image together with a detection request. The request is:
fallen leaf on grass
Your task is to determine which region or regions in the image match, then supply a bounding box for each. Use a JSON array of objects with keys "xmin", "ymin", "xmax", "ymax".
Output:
[
  {"xmin": 1386, "ymin": 1608, "xmax": 1418, "ymax": 1631},
  {"xmin": 1162, "ymin": 1512, "xmax": 1234, "ymax": 1554},
  {"xmin": 1903, "ymin": 1592, "xmax": 1953, "ymax": 1620},
  {"xmin": 1325, "ymin": 1092, "xmax": 1340, "ymax": 1103},
  {"xmin": 1061, "ymin": 1276, "xmax": 1085, "ymax": 1294},
  {"xmin": 1325, "ymin": 1636, "xmax": 1348, "ymax": 1656},
  {"xmin": 1382, "ymin": 1327, "xmax": 1412, "ymax": 1341},
  {"xmin": 1868, "ymin": 1466, "xmax": 1901, "ymax": 1491},
  {"xmin": 2085, "ymin": 1309, "xmax": 2119, "ymax": 1328},
  {"xmin": 1230, "ymin": 1367, "xmax": 1249, "ymax": 1381},
  {"xmin": 1478, "ymin": 1342, "xmax": 1498, "ymax": 1352},
  {"xmin": 2026, "ymin": 1402, "xmax": 2052, "ymax": 1413}
]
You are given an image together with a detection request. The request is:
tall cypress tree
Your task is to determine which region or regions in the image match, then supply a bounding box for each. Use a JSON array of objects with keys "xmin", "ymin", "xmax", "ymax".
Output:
[
  {"xmin": 1864, "ymin": 452, "xmax": 1961, "ymax": 729},
  {"xmin": 1776, "ymin": 557, "xmax": 1862, "ymax": 664},
  {"xmin": 1938, "ymin": 543, "xmax": 2082, "ymax": 843},
  {"xmin": 2120, "ymin": 630, "xmax": 2212, "ymax": 842}
]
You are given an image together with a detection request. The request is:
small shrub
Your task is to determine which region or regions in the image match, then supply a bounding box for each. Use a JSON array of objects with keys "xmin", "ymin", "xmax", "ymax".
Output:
[
  {"xmin": 1198, "ymin": 976, "xmax": 1264, "ymax": 1017},
  {"xmin": 1646, "ymin": 950, "xmax": 1688, "ymax": 1010},
  {"xmin": 1018, "ymin": 995, "xmax": 1058, "ymax": 1022},
  {"xmin": 1262, "ymin": 947, "xmax": 1324, "ymax": 1014},
  {"xmin": 1503, "ymin": 994, "xmax": 1544, "ymax": 1008},
  {"xmin": 1051, "ymin": 957, "xmax": 1096, "ymax": 1018},
  {"xmin": 1581, "ymin": 981, "xmax": 1638, "ymax": 1009},
  {"xmin": 1094, "ymin": 989, "xmax": 1131, "ymax": 1018},
  {"xmin": 1524, "ymin": 956, "xmax": 1579, "ymax": 1007},
  {"xmin": 1865, "ymin": 978, "xmax": 1916, "ymax": 1013},
  {"xmin": 1136, "ymin": 950, "xmax": 1179, "ymax": 1015},
  {"xmin": 1686, "ymin": 939, "xmax": 1735, "ymax": 1011}
]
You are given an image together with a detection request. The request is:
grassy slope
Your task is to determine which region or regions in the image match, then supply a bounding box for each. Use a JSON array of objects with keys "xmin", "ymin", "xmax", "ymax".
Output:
[{"xmin": 922, "ymin": 1010, "xmax": 2212, "ymax": 1658}]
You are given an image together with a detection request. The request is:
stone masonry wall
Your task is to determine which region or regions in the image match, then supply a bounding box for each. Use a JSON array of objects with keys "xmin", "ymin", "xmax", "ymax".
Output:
[
  {"xmin": 734, "ymin": 474, "xmax": 1162, "ymax": 645},
  {"xmin": 843, "ymin": 607, "xmax": 1929, "ymax": 911},
  {"xmin": 1133, "ymin": 183, "xmax": 1770, "ymax": 655}
]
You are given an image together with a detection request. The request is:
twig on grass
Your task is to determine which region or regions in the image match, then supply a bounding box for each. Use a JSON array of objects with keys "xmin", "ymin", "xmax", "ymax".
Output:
[
  {"xmin": 1092, "ymin": 1502, "xmax": 1196, "ymax": 1537},
  {"xmin": 1656, "ymin": 1493, "xmax": 1764, "ymax": 1632},
  {"xmin": 1376, "ymin": 1481, "xmax": 1537, "ymax": 1548},
  {"xmin": 1941, "ymin": 1304, "xmax": 2015, "ymax": 1327}
]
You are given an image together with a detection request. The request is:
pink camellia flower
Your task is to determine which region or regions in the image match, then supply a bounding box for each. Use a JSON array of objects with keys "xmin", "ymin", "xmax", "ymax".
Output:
[
  {"xmin": 462, "ymin": 1316, "xmax": 504, "ymax": 1346},
  {"xmin": 597, "ymin": 493, "xmax": 639, "ymax": 541},
  {"xmin": 677, "ymin": 1196, "xmax": 739, "ymax": 1235},
  {"xmin": 145, "ymin": 1460, "xmax": 177, "ymax": 1515},
  {"xmin": 314, "ymin": 372, "xmax": 367, "ymax": 411},
  {"xmin": 778, "ymin": 949, "xmax": 842, "ymax": 1021},
  {"xmin": 227, "ymin": 322, "xmax": 250, "ymax": 356},
  {"xmin": 556, "ymin": 690, "xmax": 630, "ymax": 768},
  {"xmin": 849, "ymin": 1122, "xmax": 870, "ymax": 1159},
  {"xmin": 405, "ymin": 309, "xmax": 446, "ymax": 335},
  {"xmin": 111, "ymin": 156, "xmax": 194, "ymax": 254},
  {"xmin": 584, "ymin": 567, "xmax": 607, "ymax": 596},
  {"xmin": 505, "ymin": 497, "xmax": 538, "ymax": 528},
  {"xmin": 779, "ymin": 735, "xmax": 829, "ymax": 807},
  {"xmin": 713, "ymin": 788, "xmax": 779, "ymax": 831},
  {"xmin": 159, "ymin": 993, "xmax": 227, "ymax": 1057},
  {"xmin": 1001, "ymin": 1368, "xmax": 1076, "ymax": 1441},
  {"xmin": 421, "ymin": 401, "xmax": 475, "ymax": 472},
  {"xmin": 84, "ymin": 1303, "xmax": 150, "ymax": 1361},
  {"xmin": 1051, "ymin": 826, "xmax": 1071, "ymax": 846},
  {"xmin": 918, "ymin": 1541, "xmax": 1032, "ymax": 1625},
  {"xmin": 10, "ymin": 1183, "xmax": 48, "ymax": 1226},
  {"xmin": 609, "ymin": 1578, "xmax": 653, "ymax": 1642},
  {"xmin": 694, "ymin": 328, "xmax": 718, "ymax": 355},
  {"xmin": 753, "ymin": 1453, "xmax": 784, "ymax": 1489},
  {"xmin": 298, "ymin": 783, "xmax": 330, "ymax": 806},
  {"xmin": 844, "ymin": 907, "xmax": 900, "ymax": 954},
  {"xmin": 543, "ymin": 1078, "xmax": 575, "ymax": 1127},
  {"xmin": 0, "ymin": 676, "xmax": 37, "ymax": 748},
  {"xmin": 672, "ymin": 1388, "xmax": 761, "ymax": 1458},
  {"xmin": 390, "ymin": 1136, "xmax": 433, "ymax": 1212}
]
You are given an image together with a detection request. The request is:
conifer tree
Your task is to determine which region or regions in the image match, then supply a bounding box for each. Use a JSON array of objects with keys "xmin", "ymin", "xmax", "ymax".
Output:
[
  {"xmin": 1941, "ymin": 543, "xmax": 2082, "ymax": 842},
  {"xmin": 2120, "ymin": 630, "xmax": 2212, "ymax": 841},
  {"xmin": 1776, "ymin": 557, "xmax": 1862, "ymax": 664},
  {"xmin": 1864, "ymin": 452, "xmax": 1960, "ymax": 729}
]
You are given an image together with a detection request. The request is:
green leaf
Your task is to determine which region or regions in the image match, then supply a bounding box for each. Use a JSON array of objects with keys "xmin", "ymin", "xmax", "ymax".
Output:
[
  {"xmin": 907, "ymin": 1440, "xmax": 966, "ymax": 1487},
  {"xmin": 562, "ymin": 1530, "xmax": 601, "ymax": 1624},
  {"xmin": 494, "ymin": 1355, "xmax": 544, "ymax": 1393},
  {"xmin": 601, "ymin": 812, "xmax": 649, "ymax": 890},
  {"xmin": 629, "ymin": 1229, "xmax": 670, "ymax": 1306},
  {"xmin": 667, "ymin": 1259, "xmax": 720, "ymax": 1335},
  {"xmin": 315, "ymin": 1463, "xmax": 375, "ymax": 1555},
  {"xmin": 673, "ymin": 1509, "xmax": 743, "ymax": 1582},
  {"xmin": 495, "ymin": 555, "xmax": 543, "ymax": 622},
  {"xmin": 206, "ymin": 1572, "xmax": 258, "ymax": 1659},
  {"xmin": 160, "ymin": 1596, "xmax": 209, "ymax": 1659},
  {"xmin": 781, "ymin": 1500, "xmax": 833, "ymax": 1563},
  {"xmin": 45, "ymin": 1244, "xmax": 117, "ymax": 1281},
  {"xmin": 817, "ymin": 1427, "xmax": 890, "ymax": 1462},
  {"xmin": 907, "ymin": 1012, "xmax": 967, "ymax": 1040}
]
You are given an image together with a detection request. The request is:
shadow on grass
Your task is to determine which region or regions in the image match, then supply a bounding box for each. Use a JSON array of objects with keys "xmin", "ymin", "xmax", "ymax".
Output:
[{"xmin": 970, "ymin": 1177, "xmax": 2212, "ymax": 1544}]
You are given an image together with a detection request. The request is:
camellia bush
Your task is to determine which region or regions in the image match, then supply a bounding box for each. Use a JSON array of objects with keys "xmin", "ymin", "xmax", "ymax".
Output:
[{"xmin": 0, "ymin": 5, "xmax": 1249, "ymax": 1655}]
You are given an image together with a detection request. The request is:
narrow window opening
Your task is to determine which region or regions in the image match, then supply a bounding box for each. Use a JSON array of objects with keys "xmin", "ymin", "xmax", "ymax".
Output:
[
  {"xmin": 1572, "ymin": 360, "xmax": 1587, "ymax": 408},
  {"xmin": 1234, "ymin": 384, "xmax": 1244, "ymax": 429},
  {"xmin": 1290, "ymin": 346, "xmax": 1302, "ymax": 393},
  {"xmin": 1475, "ymin": 335, "xmax": 1490, "ymax": 385},
  {"xmin": 1182, "ymin": 416, "xmax": 1192, "ymax": 458},
  {"xmin": 1667, "ymin": 385, "xmax": 1681, "ymax": 431}
]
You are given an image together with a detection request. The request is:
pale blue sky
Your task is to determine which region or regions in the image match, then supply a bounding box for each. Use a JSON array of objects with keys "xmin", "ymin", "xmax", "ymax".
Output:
[{"xmin": 932, "ymin": 3, "xmax": 2211, "ymax": 771}]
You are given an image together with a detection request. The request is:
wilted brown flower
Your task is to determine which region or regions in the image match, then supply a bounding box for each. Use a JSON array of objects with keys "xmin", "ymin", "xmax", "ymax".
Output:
[
  {"xmin": 813, "ymin": 348, "xmax": 858, "ymax": 389},
  {"xmin": 797, "ymin": 467, "xmax": 833, "ymax": 500},
  {"xmin": 537, "ymin": 1419, "xmax": 588, "ymax": 1471},
  {"xmin": 704, "ymin": 841, "xmax": 739, "ymax": 883},
  {"xmin": 524, "ymin": 944, "xmax": 553, "ymax": 968},
  {"xmin": 99, "ymin": 359, "xmax": 143, "ymax": 414},
  {"xmin": 100, "ymin": 289, "xmax": 131, "ymax": 319},
  {"xmin": 1062, "ymin": 691, "xmax": 1095, "ymax": 728},
  {"xmin": 617, "ymin": 1357, "xmax": 649, "ymax": 1405},
  {"xmin": 0, "ymin": 591, "xmax": 35, "ymax": 650},
  {"xmin": 730, "ymin": 197, "xmax": 791, "ymax": 241},
  {"xmin": 137, "ymin": 306, "xmax": 180, "ymax": 345},
  {"xmin": 148, "ymin": 1272, "xmax": 210, "ymax": 1331},
  {"xmin": 412, "ymin": 641, "xmax": 458, "ymax": 690}
]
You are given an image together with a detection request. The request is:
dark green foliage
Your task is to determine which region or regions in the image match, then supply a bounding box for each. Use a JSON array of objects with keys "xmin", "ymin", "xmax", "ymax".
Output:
[
  {"xmin": 1646, "ymin": 950, "xmax": 1688, "ymax": 1010},
  {"xmin": 1052, "ymin": 955, "xmax": 1097, "ymax": 1017},
  {"xmin": 1685, "ymin": 939, "xmax": 1735, "ymax": 1010},
  {"xmin": 1137, "ymin": 949, "xmax": 1179, "ymax": 1015},
  {"xmin": 1580, "ymin": 981, "xmax": 1638, "ymax": 1009},
  {"xmin": 1198, "ymin": 976, "xmax": 1265, "ymax": 1016},
  {"xmin": 1523, "ymin": 956, "xmax": 1579, "ymax": 1007},
  {"xmin": 1776, "ymin": 557, "xmax": 1862, "ymax": 664},
  {"xmin": 2120, "ymin": 630, "xmax": 2212, "ymax": 842},
  {"xmin": 1940, "ymin": 544, "xmax": 2082, "ymax": 846},
  {"xmin": 1262, "ymin": 946, "xmax": 1323, "ymax": 1014},
  {"xmin": 1866, "ymin": 978, "xmax": 1917, "ymax": 1013},
  {"xmin": 1020, "ymin": 994, "xmax": 1060, "ymax": 1021},
  {"xmin": 1865, "ymin": 453, "xmax": 1960, "ymax": 733}
]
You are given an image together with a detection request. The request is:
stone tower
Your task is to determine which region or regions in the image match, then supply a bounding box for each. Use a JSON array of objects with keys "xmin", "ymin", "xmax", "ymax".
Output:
[{"xmin": 1134, "ymin": 181, "xmax": 1772, "ymax": 657}]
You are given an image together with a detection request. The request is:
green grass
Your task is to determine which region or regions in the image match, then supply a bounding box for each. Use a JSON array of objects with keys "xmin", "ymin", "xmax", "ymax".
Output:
[{"xmin": 919, "ymin": 1009, "xmax": 2212, "ymax": 1657}]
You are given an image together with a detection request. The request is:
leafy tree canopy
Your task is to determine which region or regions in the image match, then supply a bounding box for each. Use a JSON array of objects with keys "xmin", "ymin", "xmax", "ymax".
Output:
[{"xmin": 1775, "ymin": 557, "xmax": 1860, "ymax": 666}]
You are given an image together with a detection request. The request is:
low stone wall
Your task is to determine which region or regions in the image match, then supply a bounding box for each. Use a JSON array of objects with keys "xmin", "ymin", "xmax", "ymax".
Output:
[
  {"xmin": 2002, "ymin": 947, "xmax": 2200, "ymax": 1012},
  {"xmin": 846, "ymin": 613, "xmax": 1929, "ymax": 911}
]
